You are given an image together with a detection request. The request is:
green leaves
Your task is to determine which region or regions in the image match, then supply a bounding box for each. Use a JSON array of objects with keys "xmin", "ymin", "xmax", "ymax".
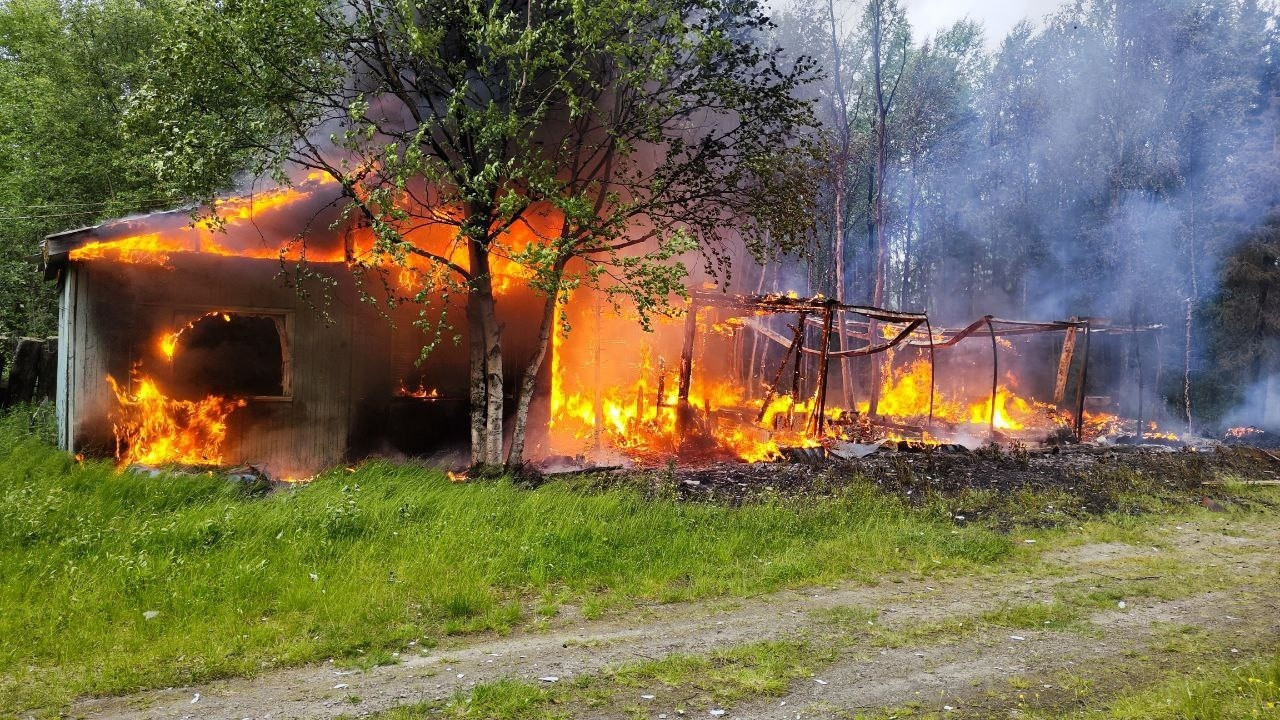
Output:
[
  {"xmin": 0, "ymin": 0, "xmax": 199, "ymax": 336},
  {"xmin": 119, "ymin": 0, "xmax": 819, "ymax": 391}
]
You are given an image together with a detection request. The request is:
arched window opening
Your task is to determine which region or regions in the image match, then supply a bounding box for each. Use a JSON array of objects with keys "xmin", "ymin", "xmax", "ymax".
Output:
[{"xmin": 170, "ymin": 312, "xmax": 288, "ymax": 398}]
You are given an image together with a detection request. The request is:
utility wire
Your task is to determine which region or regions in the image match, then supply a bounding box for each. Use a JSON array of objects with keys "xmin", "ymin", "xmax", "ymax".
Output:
[
  {"xmin": 0, "ymin": 198, "xmax": 186, "ymax": 222},
  {"xmin": 0, "ymin": 196, "xmax": 181, "ymax": 209}
]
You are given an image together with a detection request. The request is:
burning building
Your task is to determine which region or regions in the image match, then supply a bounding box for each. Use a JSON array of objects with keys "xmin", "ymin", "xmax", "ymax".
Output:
[
  {"xmin": 43, "ymin": 173, "xmax": 1178, "ymax": 478},
  {"xmin": 42, "ymin": 175, "xmax": 552, "ymax": 477}
]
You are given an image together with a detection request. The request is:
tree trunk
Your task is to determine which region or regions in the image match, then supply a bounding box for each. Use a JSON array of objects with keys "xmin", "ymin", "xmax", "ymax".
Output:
[
  {"xmin": 468, "ymin": 290, "xmax": 485, "ymax": 462},
  {"xmin": 865, "ymin": 163, "xmax": 876, "ymax": 303},
  {"xmin": 506, "ymin": 261, "xmax": 567, "ymax": 467},
  {"xmin": 746, "ymin": 261, "xmax": 770, "ymax": 397},
  {"xmin": 467, "ymin": 241, "xmax": 505, "ymax": 468},
  {"xmin": 867, "ymin": 0, "xmax": 896, "ymax": 418},
  {"xmin": 827, "ymin": 0, "xmax": 854, "ymax": 410},
  {"xmin": 872, "ymin": 111, "xmax": 889, "ymax": 307},
  {"xmin": 901, "ymin": 166, "xmax": 918, "ymax": 305},
  {"xmin": 1184, "ymin": 201, "xmax": 1199, "ymax": 433}
]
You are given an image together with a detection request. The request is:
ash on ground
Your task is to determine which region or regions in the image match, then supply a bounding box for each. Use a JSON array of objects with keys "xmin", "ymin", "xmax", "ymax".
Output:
[{"xmin": 548, "ymin": 443, "xmax": 1280, "ymax": 529}]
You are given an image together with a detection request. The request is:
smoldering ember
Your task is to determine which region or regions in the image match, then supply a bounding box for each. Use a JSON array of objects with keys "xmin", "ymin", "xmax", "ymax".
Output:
[{"xmin": 6, "ymin": 0, "xmax": 1280, "ymax": 718}]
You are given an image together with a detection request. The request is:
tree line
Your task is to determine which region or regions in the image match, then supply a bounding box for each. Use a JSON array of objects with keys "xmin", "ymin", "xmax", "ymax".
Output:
[{"xmin": 772, "ymin": 0, "xmax": 1280, "ymax": 428}]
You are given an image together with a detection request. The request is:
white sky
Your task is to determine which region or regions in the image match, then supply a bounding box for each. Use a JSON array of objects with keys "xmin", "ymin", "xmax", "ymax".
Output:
[{"xmin": 900, "ymin": 0, "xmax": 1061, "ymax": 48}]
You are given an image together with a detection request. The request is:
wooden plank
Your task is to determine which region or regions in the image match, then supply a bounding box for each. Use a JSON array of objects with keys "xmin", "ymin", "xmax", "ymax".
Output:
[
  {"xmin": 1073, "ymin": 322, "xmax": 1093, "ymax": 440},
  {"xmin": 1053, "ymin": 322, "xmax": 1078, "ymax": 405},
  {"xmin": 675, "ymin": 298, "xmax": 698, "ymax": 439},
  {"xmin": 56, "ymin": 269, "xmax": 73, "ymax": 449},
  {"xmin": 807, "ymin": 305, "xmax": 835, "ymax": 436}
]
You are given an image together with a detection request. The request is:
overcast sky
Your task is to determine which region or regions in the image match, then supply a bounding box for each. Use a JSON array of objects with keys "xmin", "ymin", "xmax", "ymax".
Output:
[{"xmin": 900, "ymin": 0, "xmax": 1061, "ymax": 48}]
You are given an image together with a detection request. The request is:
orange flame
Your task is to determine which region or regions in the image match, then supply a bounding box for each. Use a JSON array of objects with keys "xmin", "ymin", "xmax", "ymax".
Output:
[
  {"xmin": 857, "ymin": 358, "xmax": 1041, "ymax": 432},
  {"xmin": 396, "ymin": 381, "xmax": 441, "ymax": 398},
  {"xmin": 67, "ymin": 174, "xmax": 541, "ymax": 297},
  {"xmin": 107, "ymin": 371, "xmax": 245, "ymax": 467},
  {"xmin": 547, "ymin": 313, "xmax": 832, "ymax": 463},
  {"xmin": 1227, "ymin": 426, "xmax": 1264, "ymax": 438},
  {"xmin": 159, "ymin": 310, "xmax": 233, "ymax": 360}
]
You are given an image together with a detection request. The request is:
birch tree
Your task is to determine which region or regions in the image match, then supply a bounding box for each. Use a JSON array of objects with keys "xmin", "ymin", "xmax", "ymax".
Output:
[{"xmin": 133, "ymin": 0, "xmax": 818, "ymax": 468}]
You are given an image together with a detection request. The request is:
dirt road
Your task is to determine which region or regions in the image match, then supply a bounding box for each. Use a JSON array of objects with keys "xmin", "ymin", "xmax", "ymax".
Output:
[{"xmin": 71, "ymin": 517, "xmax": 1280, "ymax": 720}]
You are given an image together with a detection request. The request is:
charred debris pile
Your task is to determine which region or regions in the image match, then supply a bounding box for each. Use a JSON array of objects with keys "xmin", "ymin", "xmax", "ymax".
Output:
[{"xmin": 548, "ymin": 445, "xmax": 1280, "ymax": 526}]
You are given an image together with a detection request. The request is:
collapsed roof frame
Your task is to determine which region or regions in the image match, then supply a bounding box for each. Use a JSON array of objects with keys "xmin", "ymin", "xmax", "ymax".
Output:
[
  {"xmin": 680, "ymin": 292, "xmax": 927, "ymax": 438},
  {"xmin": 682, "ymin": 291, "xmax": 1164, "ymax": 442}
]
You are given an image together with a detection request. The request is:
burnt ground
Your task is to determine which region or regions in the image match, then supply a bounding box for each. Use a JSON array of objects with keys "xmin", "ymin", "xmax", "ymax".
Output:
[{"xmin": 554, "ymin": 444, "xmax": 1280, "ymax": 528}]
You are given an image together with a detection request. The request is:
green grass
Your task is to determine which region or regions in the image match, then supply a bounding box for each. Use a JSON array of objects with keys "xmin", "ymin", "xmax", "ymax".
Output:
[
  {"xmin": 0, "ymin": 412, "xmax": 1011, "ymax": 715},
  {"xmin": 1046, "ymin": 651, "xmax": 1280, "ymax": 719},
  {"xmin": 608, "ymin": 638, "xmax": 831, "ymax": 703},
  {"xmin": 980, "ymin": 600, "xmax": 1082, "ymax": 630}
]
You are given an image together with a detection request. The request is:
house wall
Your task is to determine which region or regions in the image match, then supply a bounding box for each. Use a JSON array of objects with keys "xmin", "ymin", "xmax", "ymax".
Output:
[
  {"xmin": 57, "ymin": 254, "xmax": 550, "ymax": 473},
  {"xmin": 58, "ymin": 256, "xmax": 372, "ymax": 474}
]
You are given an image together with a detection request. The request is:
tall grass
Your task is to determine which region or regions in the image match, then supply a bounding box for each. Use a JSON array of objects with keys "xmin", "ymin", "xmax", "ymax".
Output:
[{"xmin": 0, "ymin": 411, "xmax": 1009, "ymax": 714}]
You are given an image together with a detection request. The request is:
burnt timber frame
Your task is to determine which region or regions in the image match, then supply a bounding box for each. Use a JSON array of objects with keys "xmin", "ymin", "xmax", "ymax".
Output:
[
  {"xmin": 683, "ymin": 290, "xmax": 1166, "ymax": 444},
  {"xmin": 680, "ymin": 292, "xmax": 926, "ymax": 442}
]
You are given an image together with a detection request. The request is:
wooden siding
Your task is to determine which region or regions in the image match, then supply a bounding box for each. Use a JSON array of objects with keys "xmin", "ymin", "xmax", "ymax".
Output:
[{"xmin": 58, "ymin": 254, "xmax": 548, "ymax": 473}]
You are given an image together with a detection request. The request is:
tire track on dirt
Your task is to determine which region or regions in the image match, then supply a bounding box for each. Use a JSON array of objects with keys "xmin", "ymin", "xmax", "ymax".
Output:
[{"xmin": 69, "ymin": 522, "xmax": 1278, "ymax": 720}]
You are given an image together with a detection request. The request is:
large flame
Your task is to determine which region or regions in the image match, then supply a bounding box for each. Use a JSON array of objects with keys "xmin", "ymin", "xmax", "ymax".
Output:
[
  {"xmin": 859, "ymin": 357, "xmax": 1044, "ymax": 432},
  {"xmin": 68, "ymin": 172, "xmax": 539, "ymax": 296},
  {"xmin": 107, "ymin": 371, "xmax": 245, "ymax": 467},
  {"xmin": 547, "ymin": 308, "xmax": 834, "ymax": 464},
  {"xmin": 70, "ymin": 183, "xmax": 333, "ymax": 265},
  {"xmin": 107, "ymin": 311, "xmax": 252, "ymax": 469},
  {"xmin": 547, "ymin": 307, "xmax": 1173, "ymax": 463}
]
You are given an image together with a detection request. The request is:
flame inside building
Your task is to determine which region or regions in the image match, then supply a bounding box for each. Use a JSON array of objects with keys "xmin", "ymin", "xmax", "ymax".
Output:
[{"xmin": 44, "ymin": 177, "xmax": 1172, "ymax": 476}]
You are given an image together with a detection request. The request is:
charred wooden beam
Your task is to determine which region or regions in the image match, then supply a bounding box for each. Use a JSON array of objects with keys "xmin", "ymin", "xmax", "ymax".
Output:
[
  {"xmin": 828, "ymin": 319, "xmax": 923, "ymax": 358},
  {"xmin": 790, "ymin": 317, "xmax": 806, "ymax": 402},
  {"xmin": 1074, "ymin": 320, "xmax": 1093, "ymax": 440},
  {"xmin": 807, "ymin": 303, "xmax": 836, "ymax": 437},
  {"xmin": 656, "ymin": 357, "xmax": 666, "ymax": 409},
  {"xmin": 742, "ymin": 316, "xmax": 922, "ymax": 358},
  {"xmin": 755, "ymin": 314, "xmax": 806, "ymax": 424},
  {"xmin": 676, "ymin": 297, "xmax": 698, "ymax": 438},
  {"xmin": 690, "ymin": 290, "xmax": 926, "ymax": 324},
  {"xmin": 1053, "ymin": 320, "xmax": 1078, "ymax": 405},
  {"xmin": 986, "ymin": 317, "xmax": 998, "ymax": 437},
  {"xmin": 925, "ymin": 317, "xmax": 936, "ymax": 427},
  {"xmin": 903, "ymin": 315, "xmax": 994, "ymax": 348}
]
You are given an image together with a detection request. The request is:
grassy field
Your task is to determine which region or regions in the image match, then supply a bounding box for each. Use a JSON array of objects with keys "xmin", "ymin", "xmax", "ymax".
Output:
[{"xmin": 0, "ymin": 410, "xmax": 1013, "ymax": 715}]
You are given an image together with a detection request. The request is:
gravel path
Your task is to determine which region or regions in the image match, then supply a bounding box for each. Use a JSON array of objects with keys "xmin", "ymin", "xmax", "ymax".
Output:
[{"xmin": 70, "ymin": 520, "xmax": 1280, "ymax": 720}]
